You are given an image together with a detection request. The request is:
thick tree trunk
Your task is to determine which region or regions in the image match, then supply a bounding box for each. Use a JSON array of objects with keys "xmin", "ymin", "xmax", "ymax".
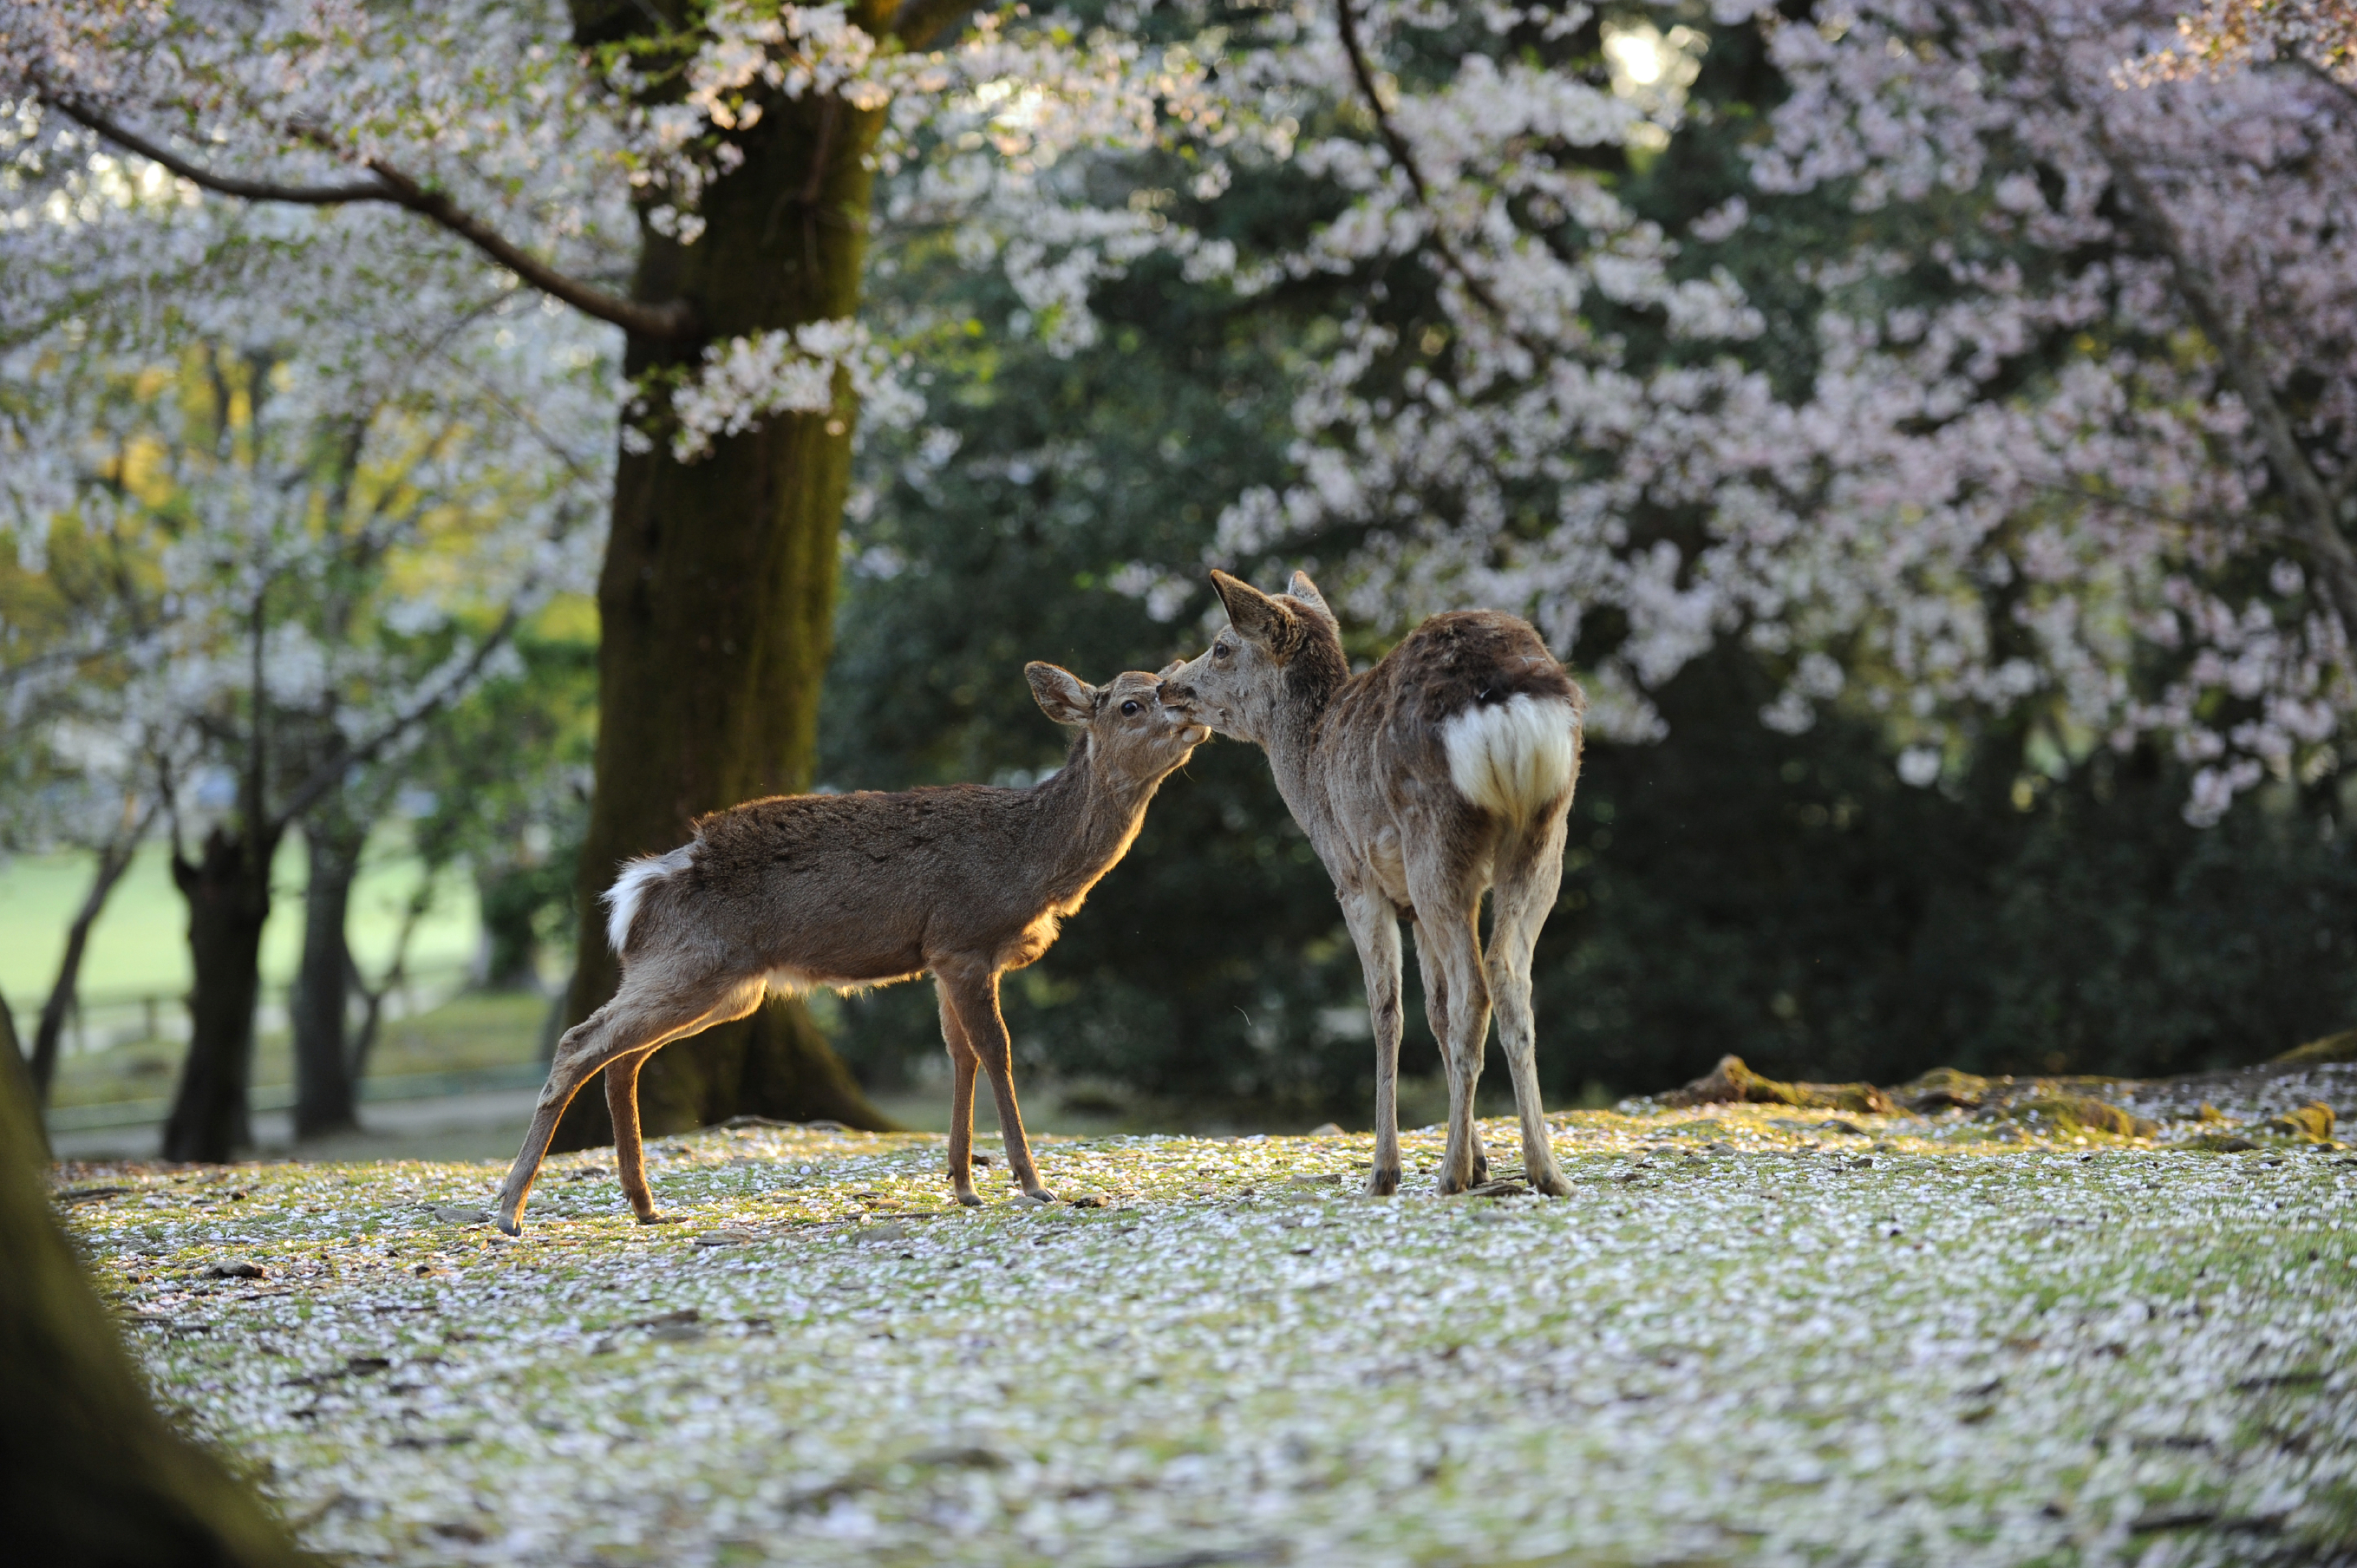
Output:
[
  {"xmin": 291, "ymin": 810, "xmax": 366, "ymax": 1140},
  {"xmin": 29, "ymin": 836, "xmax": 139, "ymax": 1102},
  {"xmin": 0, "ymin": 1041, "xmax": 304, "ymax": 1565},
  {"xmin": 161, "ymin": 826, "xmax": 279, "ymax": 1162},
  {"xmin": 552, "ymin": 44, "xmax": 894, "ymax": 1151}
]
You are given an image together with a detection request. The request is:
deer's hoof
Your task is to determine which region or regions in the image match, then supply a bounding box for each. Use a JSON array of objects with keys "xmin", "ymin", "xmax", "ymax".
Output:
[
  {"xmin": 1362, "ymin": 1166, "xmax": 1400, "ymax": 1198},
  {"xmin": 1531, "ymin": 1171, "xmax": 1573, "ymax": 1199},
  {"xmin": 1022, "ymin": 1188, "xmax": 1057, "ymax": 1205},
  {"xmin": 1471, "ymin": 1153, "xmax": 1491, "ymax": 1184},
  {"xmin": 635, "ymin": 1212, "xmax": 681, "ymax": 1226},
  {"xmin": 495, "ymin": 1214, "xmax": 522, "ymax": 1238},
  {"xmin": 1434, "ymin": 1169, "xmax": 1473, "ymax": 1197},
  {"xmin": 955, "ymin": 1190, "xmax": 985, "ymax": 1208}
]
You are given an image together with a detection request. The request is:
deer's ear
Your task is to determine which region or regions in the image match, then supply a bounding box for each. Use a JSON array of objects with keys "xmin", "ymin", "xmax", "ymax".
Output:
[
  {"xmin": 1026, "ymin": 662, "xmax": 1098, "ymax": 726},
  {"xmin": 1286, "ymin": 570, "xmax": 1334, "ymax": 623},
  {"xmin": 1156, "ymin": 658, "xmax": 1185, "ymax": 680},
  {"xmin": 1210, "ymin": 568, "xmax": 1291, "ymax": 649}
]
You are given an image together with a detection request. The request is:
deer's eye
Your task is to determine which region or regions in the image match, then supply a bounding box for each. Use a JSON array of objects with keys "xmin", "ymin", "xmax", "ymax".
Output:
[
  {"xmin": 1120, "ymin": 700, "xmax": 1140, "ymax": 715},
  {"xmin": 1212, "ymin": 642, "xmax": 1231, "ymax": 660}
]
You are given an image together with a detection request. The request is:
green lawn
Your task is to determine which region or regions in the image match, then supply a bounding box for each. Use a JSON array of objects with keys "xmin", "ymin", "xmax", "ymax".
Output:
[
  {"xmin": 57, "ymin": 1098, "xmax": 2357, "ymax": 1566},
  {"xmin": 0, "ymin": 829, "xmax": 480, "ymax": 1015}
]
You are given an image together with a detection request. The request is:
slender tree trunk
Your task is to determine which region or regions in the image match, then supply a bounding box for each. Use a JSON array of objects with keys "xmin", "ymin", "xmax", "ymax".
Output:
[
  {"xmin": 29, "ymin": 835, "xmax": 140, "ymax": 1102},
  {"xmin": 0, "ymin": 1043, "xmax": 304, "ymax": 1565},
  {"xmin": 552, "ymin": 41, "xmax": 893, "ymax": 1151},
  {"xmin": 0, "ymin": 991, "xmax": 44, "ymax": 1161},
  {"xmin": 291, "ymin": 810, "xmax": 366, "ymax": 1140},
  {"xmin": 161, "ymin": 826, "xmax": 280, "ymax": 1162},
  {"xmin": 475, "ymin": 860, "xmax": 545, "ymax": 990}
]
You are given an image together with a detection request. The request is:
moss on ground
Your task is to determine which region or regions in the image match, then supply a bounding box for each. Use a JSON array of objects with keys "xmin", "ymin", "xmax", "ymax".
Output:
[{"xmin": 53, "ymin": 1104, "xmax": 2357, "ymax": 1566}]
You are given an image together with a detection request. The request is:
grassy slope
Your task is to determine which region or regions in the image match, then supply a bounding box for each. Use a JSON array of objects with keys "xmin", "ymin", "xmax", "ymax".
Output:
[{"xmin": 56, "ymin": 1101, "xmax": 2357, "ymax": 1568}]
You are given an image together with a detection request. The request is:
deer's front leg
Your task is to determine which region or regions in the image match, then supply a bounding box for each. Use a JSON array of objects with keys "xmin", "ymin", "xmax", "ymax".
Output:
[
  {"xmin": 1340, "ymin": 887, "xmax": 1405, "ymax": 1197},
  {"xmin": 938, "ymin": 963, "xmax": 1054, "ymax": 1202},
  {"xmin": 937, "ymin": 980, "xmax": 985, "ymax": 1207}
]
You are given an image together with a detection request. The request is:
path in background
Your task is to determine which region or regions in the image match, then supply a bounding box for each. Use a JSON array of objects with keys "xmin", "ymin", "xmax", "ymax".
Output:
[{"xmin": 48, "ymin": 1082, "xmax": 545, "ymax": 1163}]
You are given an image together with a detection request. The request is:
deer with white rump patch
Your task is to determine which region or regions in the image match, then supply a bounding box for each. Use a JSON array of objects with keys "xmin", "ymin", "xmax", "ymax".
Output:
[
  {"xmin": 493, "ymin": 663, "xmax": 1208, "ymax": 1234},
  {"xmin": 1164, "ymin": 570, "xmax": 1584, "ymax": 1198}
]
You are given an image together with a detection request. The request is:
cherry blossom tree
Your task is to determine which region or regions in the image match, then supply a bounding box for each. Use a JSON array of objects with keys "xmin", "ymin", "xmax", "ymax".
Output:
[
  {"xmin": 1139, "ymin": 0, "xmax": 2351, "ymax": 826},
  {"xmin": 1, "ymin": 211, "xmax": 610, "ymax": 1156}
]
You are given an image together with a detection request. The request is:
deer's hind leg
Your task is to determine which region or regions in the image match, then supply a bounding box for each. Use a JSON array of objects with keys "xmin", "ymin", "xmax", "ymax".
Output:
[
  {"xmin": 605, "ymin": 1049, "xmax": 666, "ymax": 1224},
  {"xmin": 1486, "ymin": 802, "xmax": 1573, "ymax": 1197},
  {"xmin": 937, "ymin": 980, "xmax": 986, "ymax": 1207},
  {"xmin": 494, "ymin": 968, "xmax": 764, "ymax": 1234},
  {"xmin": 1407, "ymin": 858, "xmax": 1492, "ymax": 1197},
  {"xmin": 1339, "ymin": 885, "xmax": 1406, "ymax": 1196},
  {"xmin": 1411, "ymin": 915, "xmax": 1488, "ymax": 1186}
]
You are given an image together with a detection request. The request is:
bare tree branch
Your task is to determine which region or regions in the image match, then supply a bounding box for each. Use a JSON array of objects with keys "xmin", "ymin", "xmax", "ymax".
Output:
[{"xmin": 41, "ymin": 91, "xmax": 697, "ymax": 341}]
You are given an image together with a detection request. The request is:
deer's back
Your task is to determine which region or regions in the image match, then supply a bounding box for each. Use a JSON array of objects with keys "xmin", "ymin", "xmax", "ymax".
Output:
[
  {"xmin": 1290, "ymin": 611, "xmax": 1582, "ymax": 873},
  {"xmin": 641, "ymin": 785, "xmax": 1060, "ymax": 978},
  {"xmin": 1328, "ymin": 611, "xmax": 1580, "ymax": 765}
]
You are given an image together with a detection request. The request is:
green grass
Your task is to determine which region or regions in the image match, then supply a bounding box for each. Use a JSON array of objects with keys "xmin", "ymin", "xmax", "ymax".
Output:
[
  {"xmin": 45, "ymin": 990, "xmax": 552, "ymax": 1111},
  {"xmin": 0, "ymin": 828, "xmax": 480, "ymax": 1010},
  {"xmin": 55, "ymin": 1103, "xmax": 2357, "ymax": 1566}
]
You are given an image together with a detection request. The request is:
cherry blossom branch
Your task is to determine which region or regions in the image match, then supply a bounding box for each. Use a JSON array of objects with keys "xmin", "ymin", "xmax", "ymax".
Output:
[
  {"xmin": 271, "ymin": 541, "xmax": 560, "ymax": 830},
  {"xmin": 2096, "ymin": 146, "xmax": 2357, "ymax": 641},
  {"xmin": 2012, "ymin": 6, "xmax": 2357, "ymax": 642},
  {"xmin": 40, "ymin": 91, "xmax": 696, "ymax": 342},
  {"xmin": 1330, "ymin": 0, "xmax": 1535, "ymax": 350}
]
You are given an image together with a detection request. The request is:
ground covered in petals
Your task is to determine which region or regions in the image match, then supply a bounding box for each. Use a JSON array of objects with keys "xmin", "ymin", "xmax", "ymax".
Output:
[{"xmin": 55, "ymin": 1096, "xmax": 2357, "ymax": 1567}]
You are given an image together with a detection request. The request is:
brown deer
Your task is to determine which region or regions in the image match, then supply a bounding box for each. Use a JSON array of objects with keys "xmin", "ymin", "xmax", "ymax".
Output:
[
  {"xmin": 493, "ymin": 663, "xmax": 1208, "ymax": 1234},
  {"xmin": 1164, "ymin": 570, "xmax": 1584, "ymax": 1199}
]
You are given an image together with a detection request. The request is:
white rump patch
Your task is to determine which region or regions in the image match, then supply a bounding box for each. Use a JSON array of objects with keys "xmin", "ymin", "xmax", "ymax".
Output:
[
  {"xmin": 602, "ymin": 845, "xmax": 695, "ymax": 954},
  {"xmin": 1440, "ymin": 695, "xmax": 1580, "ymax": 822}
]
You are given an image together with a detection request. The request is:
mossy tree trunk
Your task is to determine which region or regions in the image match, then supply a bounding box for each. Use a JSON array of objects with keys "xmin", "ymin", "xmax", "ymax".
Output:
[
  {"xmin": 552, "ymin": 0, "xmax": 901, "ymax": 1151},
  {"xmin": 0, "ymin": 1009, "xmax": 305, "ymax": 1564}
]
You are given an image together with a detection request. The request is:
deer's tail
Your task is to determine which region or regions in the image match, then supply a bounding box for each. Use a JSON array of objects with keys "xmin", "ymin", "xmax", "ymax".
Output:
[
  {"xmin": 1440, "ymin": 693, "xmax": 1581, "ymax": 824},
  {"xmin": 601, "ymin": 843, "xmax": 696, "ymax": 955}
]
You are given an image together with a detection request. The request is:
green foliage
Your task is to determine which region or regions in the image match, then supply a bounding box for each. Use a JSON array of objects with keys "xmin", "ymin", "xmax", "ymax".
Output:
[{"xmin": 404, "ymin": 596, "xmax": 601, "ymax": 989}]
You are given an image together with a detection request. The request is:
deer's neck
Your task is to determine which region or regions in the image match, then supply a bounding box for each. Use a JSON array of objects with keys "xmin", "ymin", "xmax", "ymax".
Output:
[
  {"xmin": 1021, "ymin": 735, "xmax": 1161, "ymax": 908},
  {"xmin": 1257, "ymin": 653, "xmax": 1349, "ymax": 824}
]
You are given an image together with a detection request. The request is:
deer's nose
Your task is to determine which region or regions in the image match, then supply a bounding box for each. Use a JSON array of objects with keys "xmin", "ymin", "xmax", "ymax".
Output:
[{"xmin": 1159, "ymin": 680, "xmax": 1194, "ymax": 705}]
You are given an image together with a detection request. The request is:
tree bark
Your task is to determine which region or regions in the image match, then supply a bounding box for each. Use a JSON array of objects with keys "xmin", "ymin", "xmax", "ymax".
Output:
[
  {"xmin": 29, "ymin": 834, "xmax": 140, "ymax": 1103},
  {"xmin": 291, "ymin": 810, "xmax": 366, "ymax": 1140},
  {"xmin": 0, "ymin": 992, "xmax": 44, "ymax": 1161},
  {"xmin": 475, "ymin": 862, "xmax": 545, "ymax": 990},
  {"xmin": 552, "ymin": 15, "xmax": 896, "ymax": 1151},
  {"xmin": 162, "ymin": 826, "xmax": 281, "ymax": 1162},
  {"xmin": 0, "ymin": 1033, "xmax": 304, "ymax": 1565}
]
